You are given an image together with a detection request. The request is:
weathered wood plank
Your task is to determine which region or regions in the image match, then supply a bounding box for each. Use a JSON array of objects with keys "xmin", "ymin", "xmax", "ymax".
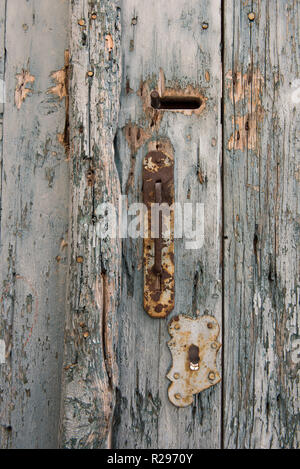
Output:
[
  {"xmin": 59, "ymin": 0, "xmax": 122, "ymax": 449},
  {"xmin": 223, "ymin": 0, "xmax": 300, "ymax": 448},
  {"xmin": 0, "ymin": 0, "xmax": 69, "ymax": 448},
  {"xmin": 113, "ymin": 0, "xmax": 222, "ymax": 449}
]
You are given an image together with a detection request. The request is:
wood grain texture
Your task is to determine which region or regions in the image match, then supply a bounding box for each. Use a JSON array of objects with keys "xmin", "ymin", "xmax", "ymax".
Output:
[
  {"xmin": 59, "ymin": 0, "xmax": 122, "ymax": 449},
  {"xmin": 0, "ymin": 0, "xmax": 298, "ymax": 450},
  {"xmin": 112, "ymin": 0, "xmax": 222, "ymax": 449},
  {"xmin": 0, "ymin": 0, "xmax": 69, "ymax": 448},
  {"xmin": 223, "ymin": 0, "xmax": 300, "ymax": 448}
]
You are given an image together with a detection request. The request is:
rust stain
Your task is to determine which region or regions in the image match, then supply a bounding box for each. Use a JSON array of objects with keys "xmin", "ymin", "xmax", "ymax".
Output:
[
  {"xmin": 147, "ymin": 138, "xmax": 174, "ymax": 158},
  {"xmin": 15, "ymin": 70, "xmax": 35, "ymax": 110},
  {"xmin": 64, "ymin": 363, "xmax": 77, "ymax": 371},
  {"xmin": 226, "ymin": 68, "xmax": 264, "ymax": 151}
]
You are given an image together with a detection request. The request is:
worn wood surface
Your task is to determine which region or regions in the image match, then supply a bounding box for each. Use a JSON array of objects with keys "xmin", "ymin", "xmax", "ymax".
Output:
[
  {"xmin": 112, "ymin": 0, "xmax": 222, "ymax": 449},
  {"xmin": 0, "ymin": 0, "xmax": 299, "ymax": 450},
  {"xmin": 59, "ymin": 0, "xmax": 122, "ymax": 449},
  {"xmin": 223, "ymin": 0, "xmax": 300, "ymax": 448},
  {"xmin": 0, "ymin": 0, "xmax": 69, "ymax": 448}
]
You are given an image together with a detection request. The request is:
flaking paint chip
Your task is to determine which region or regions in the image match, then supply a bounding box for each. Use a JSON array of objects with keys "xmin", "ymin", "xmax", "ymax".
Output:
[
  {"xmin": 15, "ymin": 70, "xmax": 35, "ymax": 110},
  {"xmin": 105, "ymin": 34, "xmax": 114, "ymax": 52},
  {"xmin": 48, "ymin": 67, "xmax": 68, "ymax": 100}
]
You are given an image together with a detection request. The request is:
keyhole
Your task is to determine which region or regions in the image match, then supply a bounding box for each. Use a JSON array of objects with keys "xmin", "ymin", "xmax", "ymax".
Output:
[{"xmin": 188, "ymin": 344, "xmax": 200, "ymax": 371}]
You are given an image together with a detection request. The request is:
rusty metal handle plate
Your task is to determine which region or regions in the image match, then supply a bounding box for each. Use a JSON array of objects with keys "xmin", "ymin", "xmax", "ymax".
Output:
[
  {"xmin": 143, "ymin": 150, "xmax": 174, "ymax": 318},
  {"xmin": 167, "ymin": 314, "xmax": 221, "ymax": 407}
]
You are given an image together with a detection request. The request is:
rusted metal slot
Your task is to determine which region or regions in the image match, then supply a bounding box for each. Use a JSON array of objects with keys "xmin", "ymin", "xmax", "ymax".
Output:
[
  {"xmin": 153, "ymin": 181, "xmax": 162, "ymax": 278},
  {"xmin": 143, "ymin": 151, "xmax": 174, "ymax": 318},
  {"xmin": 167, "ymin": 314, "xmax": 221, "ymax": 407},
  {"xmin": 151, "ymin": 91, "xmax": 201, "ymax": 110}
]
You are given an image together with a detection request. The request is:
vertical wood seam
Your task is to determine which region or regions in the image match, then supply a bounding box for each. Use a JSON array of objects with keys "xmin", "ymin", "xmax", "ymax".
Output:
[
  {"xmin": 221, "ymin": 0, "xmax": 225, "ymax": 451},
  {"xmin": 0, "ymin": 0, "xmax": 7, "ymax": 249}
]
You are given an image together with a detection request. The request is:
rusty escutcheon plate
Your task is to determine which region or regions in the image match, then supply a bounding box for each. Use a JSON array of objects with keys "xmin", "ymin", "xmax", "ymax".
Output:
[
  {"xmin": 143, "ymin": 150, "xmax": 174, "ymax": 318},
  {"xmin": 167, "ymin": 314, "xmax": 221, "ymax": 407}
]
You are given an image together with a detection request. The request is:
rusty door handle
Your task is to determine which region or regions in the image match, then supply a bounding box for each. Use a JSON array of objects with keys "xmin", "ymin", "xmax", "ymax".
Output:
[
  {"xmin": 153, "ymin": 181, "xmax": 162, "ymax": 277},
  {"xmin": 143, "ymin": 150, "xmax": 174, "ymax": 318}
]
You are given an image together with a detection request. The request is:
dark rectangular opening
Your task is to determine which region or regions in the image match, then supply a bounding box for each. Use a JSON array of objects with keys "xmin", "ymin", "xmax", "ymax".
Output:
[{"xmin": 151, "ymin": 91, "xmax": 201, "ymax": 110}]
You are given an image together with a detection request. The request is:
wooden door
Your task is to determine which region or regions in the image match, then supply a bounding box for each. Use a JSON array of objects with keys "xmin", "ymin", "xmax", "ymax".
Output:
[
  {"xmin": 0, "ymin": 0, "xmax": 299, "ymax": 449},
  {"xmin": 0, "ymin": 0, "xmax": 69, "ymax": 448}
]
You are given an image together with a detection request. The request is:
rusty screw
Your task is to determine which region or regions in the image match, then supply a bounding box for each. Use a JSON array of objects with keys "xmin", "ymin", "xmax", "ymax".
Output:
[
  {"xmin": 173, "ymin": 373, "xmax": 180, "ymax": 380},
  {"xmin": 207, "ymin": 322, "xmax": 214, "ymax": 329},
  {"xmin": 86, "ymin": 169, "xmax": 95, "ymax": 186},
  {"xmin": 202, "ymin": 22, "xmax": 209, "ymax": 30},
  {"xmin": 208, "ymin": 371, "xmax": 216, "ymax": 381},
  {"xmin": 91, "ymin": 12, "xmax": 97, "ymax": 20},
  {"xmin": 248, "ymin": 12, "xmax": 255, "ymax": 21},
  {"xmin": 87, "ymin": 70, "xmax": 94, "ymax": 77},
  {"xmin": 211, "ymin": 342, "xmax": 218, "ymax": 350},
  {"xmin": 150, "ymin": 90, "xmax": 161, "ymax": 109},
  {"xmin": 76, "ymin": 256, "xmax": 84, "ymax": 263},
  {"xmin": 175, "ymin": 393, "xmax": 181, "ymax": 400},
  {"xmin": 78, "ymin": 19, "xmax": 85, "ymax": 26},
  {"xmin": 131, "ymin": 17, "xmax": 138, "ymax": 25}
]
